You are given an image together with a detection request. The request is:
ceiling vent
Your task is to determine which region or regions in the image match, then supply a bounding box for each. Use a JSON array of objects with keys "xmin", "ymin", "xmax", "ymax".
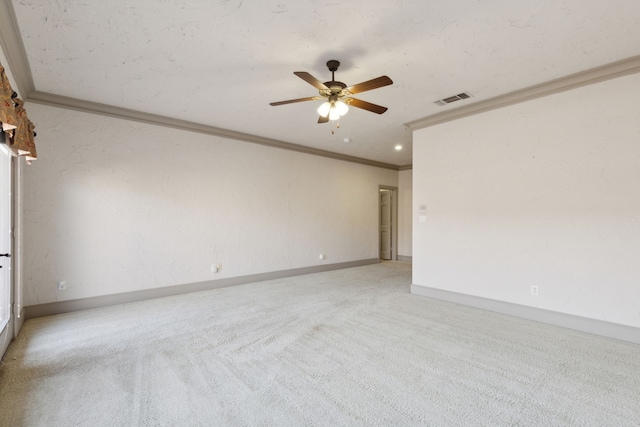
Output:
[{"xmin": 434, "ymin": 92, "xmax": 472, "ymax": 106}]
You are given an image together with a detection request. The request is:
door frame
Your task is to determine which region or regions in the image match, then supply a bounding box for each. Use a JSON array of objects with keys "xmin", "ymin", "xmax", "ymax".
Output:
[
  {"xmin": 0, "ymin": 138, "xmax": 13, "ymax": 359},
  {"xmin": 378, "ymin": 185, "xmax": 398, "ymax": 261}
]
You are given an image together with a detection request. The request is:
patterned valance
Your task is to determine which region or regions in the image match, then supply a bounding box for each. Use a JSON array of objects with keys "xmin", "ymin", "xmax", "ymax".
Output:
[{"xmin": 0, "ymin": 62, "xmax": 37, "ymax": 163}]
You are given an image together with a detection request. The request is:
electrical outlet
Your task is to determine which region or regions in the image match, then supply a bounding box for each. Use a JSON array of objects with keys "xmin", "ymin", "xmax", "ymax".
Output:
[
  {"xmin": 57, "ymin": 281, "xmax": 66, "ymax": 290},
  {"xmin": 531, "ymin": 285, "xmax": 538, "ymax": 296},
  {"xmin": 319, "ymin": 254, "xmax": 326, "ymax": 260}
]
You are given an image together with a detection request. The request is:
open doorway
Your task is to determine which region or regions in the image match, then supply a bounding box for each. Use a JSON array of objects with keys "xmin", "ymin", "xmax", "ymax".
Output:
[{"xmin": 379, "ymin": 186, "xmax": 398, "ymax": 261}]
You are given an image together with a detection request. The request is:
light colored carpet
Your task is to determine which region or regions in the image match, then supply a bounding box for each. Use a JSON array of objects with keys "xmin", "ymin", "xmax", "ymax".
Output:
[{"xmin": 1, "ymin": 262, "xmax": 639, "ymax": 426}]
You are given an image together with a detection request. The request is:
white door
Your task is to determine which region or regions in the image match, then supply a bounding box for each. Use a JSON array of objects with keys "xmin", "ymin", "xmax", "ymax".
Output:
[
  {"xmin": 0, "ymin": 144, "xmax": 12, "ymax": 357},
  {"xmin": 379, "ymin": 189, "xmax": 392, "ymax": 260}
]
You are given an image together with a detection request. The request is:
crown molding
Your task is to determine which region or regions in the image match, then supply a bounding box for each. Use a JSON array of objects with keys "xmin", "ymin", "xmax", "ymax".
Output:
[
  {"xmin": 406, "ymin": 55, "xmax": 640, "ymax": 130},
  {"xmin": 0, "ymin": 0, "xmax": 35, "ymax": 97},
  {"xmin": 28, "ymin": 91, "xmax": 401, "ymax": 170}
]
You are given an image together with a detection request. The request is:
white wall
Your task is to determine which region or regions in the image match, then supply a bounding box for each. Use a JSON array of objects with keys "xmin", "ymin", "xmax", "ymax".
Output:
[
  {"xmin": 22, "ymin": 104, "xmax": 398, "ymax": 306},
  {"xmin": 413, "ymin": 73, "xmax": 640, "ymax": 328},
  {"xmin": 397, "ymin": 169, "xmax": 412, "ymax": 259}
]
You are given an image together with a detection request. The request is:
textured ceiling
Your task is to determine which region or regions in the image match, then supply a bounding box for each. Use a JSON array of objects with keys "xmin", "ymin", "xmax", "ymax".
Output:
[{"xmin": 7, "ymin": 0, "xmax": 640, "ymax": 167}]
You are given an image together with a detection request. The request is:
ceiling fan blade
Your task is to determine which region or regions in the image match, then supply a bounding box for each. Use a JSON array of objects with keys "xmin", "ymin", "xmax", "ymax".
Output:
[
  {"xmin": 294, "ymin": 71, "xmax": 329, "ymax": 90},
  {"xmin": 345, "ymin": 76, "xmax": 393, "ymax": 95},
  {"xmin": 346, "ymin": 98, "xmax": 388, "ymax": 114},
  {"xmin": 317, "ymin": 115, "xmax": 329, "ymax": 124},
  {"xmin": 269, "ymin": 96, "xmax": 322, "ymax": 106}
]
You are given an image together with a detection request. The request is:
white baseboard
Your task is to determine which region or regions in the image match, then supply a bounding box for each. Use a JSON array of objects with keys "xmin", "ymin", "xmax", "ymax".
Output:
[
  {"xmin": 24, "ymin": 259, "xmax": 379, "ymax": 319},
  {"xmin": 411, "ymin": 284, "xmax": 640, "ymax": 345},
  {"xmin": 14, "ymin": 308, "xmax": 25, "ymax": 336},
  {"xmin": 397, "ymin": 255, "xmax": 412, "ymax": 263}
]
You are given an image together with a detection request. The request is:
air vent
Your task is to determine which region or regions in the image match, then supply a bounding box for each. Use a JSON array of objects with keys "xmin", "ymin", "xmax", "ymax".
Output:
[{"xmin": 434, "ymin": 92, "xmax": 472, "ymax": 106}]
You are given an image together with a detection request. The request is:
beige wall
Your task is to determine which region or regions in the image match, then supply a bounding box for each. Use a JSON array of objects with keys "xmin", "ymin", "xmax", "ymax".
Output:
[
  {"xmin": 413, "ymin": 72, "xmax": 640, "ymax": 328},
  {"xmin": 22, "ymin": 104, "xmax": 398, "ymax": 306}
]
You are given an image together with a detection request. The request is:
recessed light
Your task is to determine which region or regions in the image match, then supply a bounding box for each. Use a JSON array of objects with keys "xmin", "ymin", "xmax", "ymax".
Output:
[
  {"xmin": 394, "ymin": 145, "xmax": 403, "ymax": 151},
  {"xmin": 343, "ymin": 138, "xmax": 351, "ymax": 144}
]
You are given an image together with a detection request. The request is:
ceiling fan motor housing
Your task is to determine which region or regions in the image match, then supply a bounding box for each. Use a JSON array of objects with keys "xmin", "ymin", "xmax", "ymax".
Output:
[{"xmin": 321, "ymin": 81, "xmax": 347, "ymax": 97}]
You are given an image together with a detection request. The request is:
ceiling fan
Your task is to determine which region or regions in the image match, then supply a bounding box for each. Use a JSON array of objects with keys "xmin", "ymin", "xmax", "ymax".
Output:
[{"xmin": 269, "ymin": 60, "xmax": 393, "ymax": 124}]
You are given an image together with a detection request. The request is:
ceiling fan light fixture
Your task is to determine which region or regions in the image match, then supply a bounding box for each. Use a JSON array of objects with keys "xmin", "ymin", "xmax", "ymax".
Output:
[{"xmin": 318, "ymin": 99, "xmax": 348, "ymax": 120}]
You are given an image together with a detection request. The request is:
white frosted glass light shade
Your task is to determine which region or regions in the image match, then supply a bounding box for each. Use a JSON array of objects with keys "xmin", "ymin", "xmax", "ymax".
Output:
[
  {"xmin": 328, "ymin": 107, "xmax": 341, "ymax": 121},
  {"xmin": 317, "ymin": 102, "xmax": 331, "ymax": 117},
  {"xmin": 335, "ymin": 100, "xmax": 349, "ymax": 116}
]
